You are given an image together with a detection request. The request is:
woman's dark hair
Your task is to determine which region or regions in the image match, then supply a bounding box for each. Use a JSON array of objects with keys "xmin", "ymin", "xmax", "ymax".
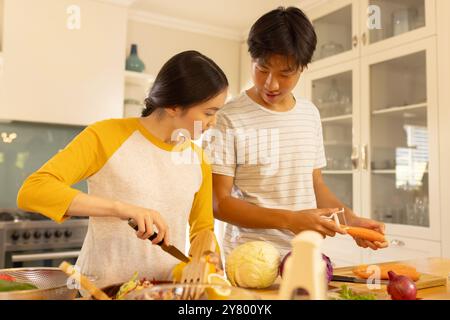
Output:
[
  {"xmin": 247, "ymin": 6, "xmax": 317, "ymax": 70},
  {"xmin": 142, "ymin": 50, "xmax": 228, "ymax": 117}
]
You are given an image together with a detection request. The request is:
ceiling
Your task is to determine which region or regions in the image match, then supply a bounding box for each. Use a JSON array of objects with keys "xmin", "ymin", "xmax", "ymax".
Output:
[{"xmin": 130, "ymin": 0, "xmax": 319, "ymax": 34}]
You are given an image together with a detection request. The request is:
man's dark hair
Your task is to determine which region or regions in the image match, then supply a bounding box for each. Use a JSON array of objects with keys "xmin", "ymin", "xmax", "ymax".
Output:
[
  {"xmin": 247, "ymin": 6, "xmax": 317, "ymax": 70},
  {"xmin": 142, "ymin": 50, "xmax": 228, "ymax": 117}
]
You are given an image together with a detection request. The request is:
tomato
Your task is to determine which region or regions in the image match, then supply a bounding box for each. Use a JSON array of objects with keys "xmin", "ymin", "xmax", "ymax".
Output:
[{"xmin": 0, "ymin": 274, "xmax": 16, "ymax": 282}]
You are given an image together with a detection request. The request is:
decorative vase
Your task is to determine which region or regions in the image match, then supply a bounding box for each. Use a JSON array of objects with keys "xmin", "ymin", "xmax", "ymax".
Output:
[{"xmin": 126, "ymin": 44, "xmax": 145, "ymax": 73}]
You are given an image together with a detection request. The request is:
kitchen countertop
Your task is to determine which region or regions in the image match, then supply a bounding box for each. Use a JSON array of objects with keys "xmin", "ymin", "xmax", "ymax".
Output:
[{"xmin": 250, "ymin": 257, "xmax": 450, "ymax": 300}]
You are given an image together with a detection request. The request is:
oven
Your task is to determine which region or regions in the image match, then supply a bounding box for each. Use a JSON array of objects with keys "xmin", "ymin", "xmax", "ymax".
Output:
[{"xmin": 0, "ymin": 211, "xmax": 88, "ymax": 269}]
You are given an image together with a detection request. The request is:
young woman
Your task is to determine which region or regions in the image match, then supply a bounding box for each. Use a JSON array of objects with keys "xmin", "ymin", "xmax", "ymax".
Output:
[{"xmin": 17, "ymin": 50, "xmax": 228, "ymax": 289}]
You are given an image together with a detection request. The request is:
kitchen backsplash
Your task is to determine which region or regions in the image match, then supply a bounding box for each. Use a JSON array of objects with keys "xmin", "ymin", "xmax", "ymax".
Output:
[{"xmin": 0, "ymin": 121, "xmax": 87, "ymax": 209}]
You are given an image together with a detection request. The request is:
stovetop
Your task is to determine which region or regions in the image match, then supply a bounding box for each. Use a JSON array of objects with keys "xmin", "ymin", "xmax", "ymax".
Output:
[
  {"xmin": 0, "ymin": 209, "xmax": 89, "ymax": 249},
  {"xmin": 0, "ymin": 209, "xmax": 88, "ymax": 223}
]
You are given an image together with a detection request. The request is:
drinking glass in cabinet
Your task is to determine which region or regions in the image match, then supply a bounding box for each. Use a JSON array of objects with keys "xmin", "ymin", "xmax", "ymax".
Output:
[
  {"xmin": 312, "ymin": 71, "xmax": 352, "ymax": 118},
  {"xmin": 406, "ymin": 197, "xmax": 429, "ymax": 227},
  {"xmin": 369, "ymin": 0, "xmax": 426, "ymax": 45},
  {"xmin": 312, "ymin": 5, "xmax": 352, "ymax": 62},
  {"xmin": 371, "ymin": 116, "xmax": 430, "ymax": 227}
]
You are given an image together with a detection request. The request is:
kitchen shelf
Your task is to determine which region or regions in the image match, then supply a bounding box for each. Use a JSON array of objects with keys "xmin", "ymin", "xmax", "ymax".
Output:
[
  {"xmin": 124, "ymin": 70, "xmax": 155, "ymax": 86},
  {"xmin": 372, "ymin": 103, "xmax": 427, "ymax": 116},
  {"xmin": 321, "ymin": 114, "xmax": 352, "ymax": 123},
  {"xmin": 322, "ymin": 170, "xmax": 353, "ymax": 175},
  {"xmin": 324, "ymin": 140, "xmax": 352, "ymax": 147},
  {"xmin": 372, "ymin": 169, "xmax": 396, "ymax": 174},
  {"xmin": 372, "ymin": 169, "xmax": 429, "ymax": 174}
]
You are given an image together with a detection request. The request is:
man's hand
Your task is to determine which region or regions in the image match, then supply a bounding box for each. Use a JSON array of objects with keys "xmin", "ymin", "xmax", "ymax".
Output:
[
  {"xmin": 347, "ymin": 216, "xmax": 389, "ymax": 250},
  {"xmin": 288, "ymin": 208, "xmax": 348, "ymax": 238}
]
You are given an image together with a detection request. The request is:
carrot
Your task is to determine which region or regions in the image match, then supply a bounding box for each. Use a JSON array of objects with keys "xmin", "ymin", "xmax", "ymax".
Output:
[
  {"xmin": 353, "ymin": 264, "xmax": 421, "ymax": 281},
  {"xmin": 341, "ymin": 225, "xmax": 386, "ymax": 242}
]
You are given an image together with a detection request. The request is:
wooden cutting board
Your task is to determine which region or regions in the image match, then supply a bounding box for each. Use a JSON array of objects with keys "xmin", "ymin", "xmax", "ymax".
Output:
[{"xmin": 333, "ymin": 264, "xmax": 447, "ymax": 290}]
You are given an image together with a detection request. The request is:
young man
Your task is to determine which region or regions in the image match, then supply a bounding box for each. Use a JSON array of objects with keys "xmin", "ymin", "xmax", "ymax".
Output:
[{"xmin": 208, "ymin": 7, "xmax": 388, "ymax": 258}]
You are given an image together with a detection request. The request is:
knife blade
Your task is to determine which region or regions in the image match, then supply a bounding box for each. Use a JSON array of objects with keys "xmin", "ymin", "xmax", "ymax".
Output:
[
  {"xmin": 332, "ymin": 275, "xmax": 389, "ymax": 285},
  {"xmin": 128, "ymin": 219, "xmax": 190, "ymax": 263}
]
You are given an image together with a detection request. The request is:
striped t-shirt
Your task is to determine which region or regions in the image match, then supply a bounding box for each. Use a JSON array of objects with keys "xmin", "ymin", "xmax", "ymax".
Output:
[{"xmin": 207, "ymin": 92, "xmax": 326, "ymax": 258}]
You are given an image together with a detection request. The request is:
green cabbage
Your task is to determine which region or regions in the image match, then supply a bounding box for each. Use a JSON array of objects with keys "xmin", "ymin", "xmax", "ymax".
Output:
[{"xmin": 226, "ymin": 241, "xmax": 280, "ymax": 289}]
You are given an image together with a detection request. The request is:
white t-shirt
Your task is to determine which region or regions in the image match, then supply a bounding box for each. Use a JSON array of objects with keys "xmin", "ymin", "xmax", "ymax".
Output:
[{"xmin": 207, "ymin": 92, "xmax": 326, "ymax": 258}]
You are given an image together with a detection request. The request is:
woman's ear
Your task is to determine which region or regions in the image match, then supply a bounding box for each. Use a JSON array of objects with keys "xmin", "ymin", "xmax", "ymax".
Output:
[{"xmin": 165, "ymin": 106, "xmax": 181, "ymax": 117}]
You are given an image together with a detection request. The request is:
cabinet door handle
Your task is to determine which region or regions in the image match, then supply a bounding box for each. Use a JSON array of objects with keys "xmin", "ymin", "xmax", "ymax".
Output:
[
  {"xmin": 351, "ymin": 145, "xmax": 359, "ymax": 169},
  {"xmin": 362, "ymin": 32, "xmax": 367, "ymax": 45},
  {"xmin": 361, "ymin": 144, "xmax": 369, "ymax": 170},
  {"xmin": 352, "ymin": 35, "xmax": 359, "ymax": 48},
  {"xmin": 390, "ymin": 239, "xmax": 406, "ymax": 247}
]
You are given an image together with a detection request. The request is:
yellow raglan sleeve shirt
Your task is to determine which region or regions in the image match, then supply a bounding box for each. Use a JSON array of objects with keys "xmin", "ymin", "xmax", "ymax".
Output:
[
  {"xmin": 188, "ymin": 145, "xmax": 220, "ymax": 253},
  {"xmin": 16, "ymin": 119, "xmax": 136, "ymax": 223}
]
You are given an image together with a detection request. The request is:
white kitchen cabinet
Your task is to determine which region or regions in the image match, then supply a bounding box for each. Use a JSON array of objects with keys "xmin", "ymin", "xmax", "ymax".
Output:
[
  {"xmin": 1, "ymin": 0, "xmax": 127, "ymax": 126},
  {"xmin": 308, "ymin": 0, "xmax": 436, "ymax": 69},
  {"xmin": 303, "ymin": 0, "xmax": 445, "ymax": 262},
  {"xmin": 359, "ymin": 0, "xmax": 436, "ymax": 57},
  {"xmin": 362, "ymin": 236, "xmax": 441, "ymax": 264},
  {"xmin": 361, "ymin": 37, "xmax": 440, "ymax": 242},
  {"xmin": 308, "ymin": 0, "xmax": 361, "ymax": 70},
  {"xmin": 123, "ymin": 70, "xmax": 154, "ymax": 118},
  {"xmin": 322, "ymin": 235, "xmax": 363, "ymax": 267},
  {"xmin": 436, "ymin": 0, "xmax": 450, "ymax": 259},
  {"xmin": 304, "ymin": 59, "xmax": 361, "ymax": 214}
]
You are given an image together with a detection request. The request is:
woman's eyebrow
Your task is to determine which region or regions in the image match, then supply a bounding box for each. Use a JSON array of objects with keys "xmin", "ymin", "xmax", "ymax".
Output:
[{"xmin": 207, "ymin": 107, "xmax": 220, "ymax": 111}]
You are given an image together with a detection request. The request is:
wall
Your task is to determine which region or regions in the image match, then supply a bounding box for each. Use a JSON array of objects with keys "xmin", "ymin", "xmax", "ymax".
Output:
[
  {"xmin": 1, "ymin": 0, "xmax": 127, "ymax": 125},
  {"xmin": 126, "ymin": 20, "xmax": 241, "ymax": 97},
  {"xmin": 0, "ymin": 0, "xmax": 3, "ymax": 51},
  {"xmin": 240, "ymin": 41, "xmax": 252, "ymax": 92}
]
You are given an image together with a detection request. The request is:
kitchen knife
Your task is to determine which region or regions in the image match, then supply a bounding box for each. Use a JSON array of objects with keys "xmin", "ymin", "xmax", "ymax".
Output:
[
  {"xmin": 128, "ymin": 219, "xmax": 190, "ymax": 263},
  {"xmin": 332, "ymin": 275, "xmax": 389, "ymax": 285}
]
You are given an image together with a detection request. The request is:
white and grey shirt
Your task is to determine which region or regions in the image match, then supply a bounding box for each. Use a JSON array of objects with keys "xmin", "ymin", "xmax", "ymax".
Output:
[{"xmin": 207, "ymin": 92, "xmax": 326, "ymax": 258}]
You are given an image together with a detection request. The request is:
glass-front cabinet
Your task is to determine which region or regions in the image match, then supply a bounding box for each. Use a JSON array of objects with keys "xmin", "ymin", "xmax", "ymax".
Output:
[
  {"xmin": 360, "ymin": 0, "xmax": 436, "ymax": 56},
  {"xmin": 308, "ymin": 0, "xmax": 436, "ymax": 68},
  {"xmin": 308, "ymin": 0, "xmax": 360, "ymax": 69},
  {"xmin": 306, "ymin": 60, "xmax": 361, "ymax": 213},
  {"xmin": 361, "ymin": 37, "xmax": 439, "ymax": 241},
  {"xmin": 303, "ymin": 0, "xmax": 440, "ymax": 264}
]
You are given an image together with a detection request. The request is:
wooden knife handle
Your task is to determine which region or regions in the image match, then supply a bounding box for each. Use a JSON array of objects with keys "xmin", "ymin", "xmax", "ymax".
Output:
[{"xmin": 128, "ymin": 219, "xmax": 164, "ymax": 245}]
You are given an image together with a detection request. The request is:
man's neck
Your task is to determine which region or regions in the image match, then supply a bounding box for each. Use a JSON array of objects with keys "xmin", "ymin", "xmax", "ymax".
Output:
[{"xmin": 246, "ymin": 87, "xmax": 295, "ymax": 112}]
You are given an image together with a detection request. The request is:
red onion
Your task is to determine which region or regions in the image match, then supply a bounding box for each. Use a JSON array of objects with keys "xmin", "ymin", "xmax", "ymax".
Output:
[{"xmin": 387, "ymin": 271, "xmax": 417, "ymax": 300}]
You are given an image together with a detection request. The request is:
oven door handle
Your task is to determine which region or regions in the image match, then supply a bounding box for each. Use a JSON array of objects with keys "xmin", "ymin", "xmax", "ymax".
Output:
[{"xmin": 11, "ymin": 250, "xmax": 81, "ymax": 262}]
